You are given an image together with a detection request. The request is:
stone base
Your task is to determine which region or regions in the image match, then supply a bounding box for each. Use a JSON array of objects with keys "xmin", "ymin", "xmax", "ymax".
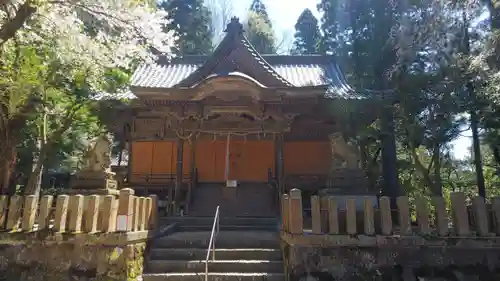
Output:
[{"xmin": 70, "ymin": 171, "xmax": 119, "ymax": 196}]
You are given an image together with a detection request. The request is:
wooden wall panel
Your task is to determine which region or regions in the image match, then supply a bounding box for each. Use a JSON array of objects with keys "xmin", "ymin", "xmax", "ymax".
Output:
[
  {"xmin": 130, "ymin": 141, "xmax": 195, "ymax": 182},
  {"xmin": 284, "ymin": 141, "xmax": 331, "ymax": 175},
  {"xmin": 130, "ymin": 142, "xmax": 154, "ymax": 182}
]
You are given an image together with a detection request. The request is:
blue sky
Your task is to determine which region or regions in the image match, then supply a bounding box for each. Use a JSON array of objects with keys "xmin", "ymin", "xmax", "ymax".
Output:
[{"xmin": 229, "ymin": 0, "xmax": 472, "ymax": 159}]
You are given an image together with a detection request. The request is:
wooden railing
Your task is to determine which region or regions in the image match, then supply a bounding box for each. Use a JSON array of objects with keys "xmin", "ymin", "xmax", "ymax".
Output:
[
  {"xmin": 281, "ymin": 189, "xmax": 500, "ymax": 237},
  {"xmin": 0, "ymin": 188, "xmax": 158, "ymax": 234}
]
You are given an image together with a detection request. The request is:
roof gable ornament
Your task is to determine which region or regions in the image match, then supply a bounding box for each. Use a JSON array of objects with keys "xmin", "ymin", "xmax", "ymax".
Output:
[{"xmin": 224, "ymin": 17, "xmax": 244, "ymax": 35}]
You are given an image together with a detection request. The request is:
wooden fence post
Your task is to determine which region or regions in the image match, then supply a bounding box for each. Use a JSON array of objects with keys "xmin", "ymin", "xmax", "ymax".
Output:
[
  {"xmin": 54, "ymin": 195, "xmax": 69, "ymax": 232},
  {"xmin": 145, "ymin": 197, "xmax": 152, "ymax": 231},
  {"xmin": 415, "ymin": 197, "xmax": 430, "ymax": 235},
  {"xmin": 138, "ymin": 197, "xmax": 146, "ymax": 231},
  {"xmin": 84, "ymin": 195, "xmax": 100, "ymax": 233},
  {"xmin": 38, "ymin": 195, "xmax": 54, "ymax": 230},
  {"xmin": 363, "ymin": 197, "xmax": 375, "ymax": 235},
  {"xmin": 432, "ymin": 196, "xmax": 449, "ymax": 236},
  {"xmin": 311, "ymin": 195, "xmax": 321, "ymax": 234},
  {"xmin": 471, "ymin": 196, "xmax": 489, "ymax": 236},
  {"xmin": 492, "ymin": 197, "xmax": 500, "ymax": 235},
  {"xmin": 396, "ymin": 196, "xmax": 411, "ymax": 235},
  {"xmin": 346, "ymin": 198, "xmax": 357, "ymax": 235},
  {"xmin": 0, "ymin": 196, "xmax": 9, "ymax": 230},
  {"xmin": 118, "ymin": 188, "xmax": 135, "ymax": 232},
  {"xmin": 282, "ymin": 194, "xmax": 290, "ymax": 232},
  {"xmin": 379, "ymin": 196, "xmax": 392, "ymax": 235},
  {"xmin": 327, "ymin": 196, "xmax": 339, "ymax": 234},
  {"xmin": 21, "ymin": 195, "xmax": 37, "ymax": 232},
  {"xmin": 450, "ymin": 192, "xmax": 470, "ymax": 236},
  {"xmin": 6, "ymin": 195, "xmax": 23, "ymax": 231},
  {"xmin": 149, "ymin": 194, "xmax": 158, "ymax": 230},
  {"xmin": 289, "ymin": 189, "xmax": 303, "ymax": 234},
  {"xmin": 101, "ymin": 195, "xmax": 117, "ymax": 232},
  {"xmin": 68, "ymin": 195, "xmax": 84, "ymax": 233}
]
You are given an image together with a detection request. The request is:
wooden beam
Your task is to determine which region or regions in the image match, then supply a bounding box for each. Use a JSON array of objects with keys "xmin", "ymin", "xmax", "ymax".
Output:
[{"xmin": 174, "ymin": 135, "xmax": 184, "ymax": 214}]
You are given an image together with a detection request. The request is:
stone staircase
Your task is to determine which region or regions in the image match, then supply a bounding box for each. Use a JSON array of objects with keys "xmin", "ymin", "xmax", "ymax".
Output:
[
  {"xmin": 187, "ymin": 183, "xmax": 277, "ymax": 217},
  {"xmin": 143, "ymin": 217, "xmax": 284, "ymax": 281}
]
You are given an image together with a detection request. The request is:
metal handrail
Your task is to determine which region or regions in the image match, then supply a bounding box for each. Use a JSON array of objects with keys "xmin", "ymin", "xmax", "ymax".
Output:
[{"xmin": 205, "ymin": 206, "xmax": 220, "ymax": 281}]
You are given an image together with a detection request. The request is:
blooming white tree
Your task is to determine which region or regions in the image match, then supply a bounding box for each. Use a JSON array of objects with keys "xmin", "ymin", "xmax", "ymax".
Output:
[
  {"xmin": 0, "ymin": 0, "xmax": 178, "ymax": 195},
  {"xmin": 1, "ymin": 0, "xmax": 177, "ymax": 78}
]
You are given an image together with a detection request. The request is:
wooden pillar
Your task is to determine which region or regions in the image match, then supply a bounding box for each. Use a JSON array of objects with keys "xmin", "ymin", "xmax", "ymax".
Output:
[
  {"xmin": 174, "ymin": 136, "xmax": 184, "ymax": 214},
  {"xmin": 126, "ymin": 123, "xmax": 133, "ymax": 184},
  {"xmin": 274, "ymin": 134, "xmax": 284, "ymax": 212},
  {"xmin": 276, "ymin": 134, "xmax": 284, "ymax": 191},
  {"xmin": 186, "ymin": 137, "xmax": 197, "ymax": 213}
]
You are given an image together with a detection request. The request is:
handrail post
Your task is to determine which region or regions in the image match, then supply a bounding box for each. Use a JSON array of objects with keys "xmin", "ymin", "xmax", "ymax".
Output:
[{"xmin": 205, "ymin": 206, "xmax": 220, "ymax": 281}]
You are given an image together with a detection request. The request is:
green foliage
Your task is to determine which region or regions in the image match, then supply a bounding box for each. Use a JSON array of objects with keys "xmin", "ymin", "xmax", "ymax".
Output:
[
  {"xmin": 245, "ymin": 11, "xmax": 276, "ymax": 54},
  {"xmin": 249, "ymin": 0, "xmax": 273, "ymax": 29},
  {"xmin": 317, "ymin": 0, "xmax": 492, "ymax": 197},
  {"xmin": 159, "ymin": 0, "xmax": 213, "ymax": 55},
  {"xmin": 291, "ymin": 9, "xmax": 321, "ymax": 55}
]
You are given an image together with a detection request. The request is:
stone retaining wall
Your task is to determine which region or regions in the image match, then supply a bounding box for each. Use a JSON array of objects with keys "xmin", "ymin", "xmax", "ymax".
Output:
[{"xmin": 0, "ymin": 231, "xmax": 150, "ymax": 281}]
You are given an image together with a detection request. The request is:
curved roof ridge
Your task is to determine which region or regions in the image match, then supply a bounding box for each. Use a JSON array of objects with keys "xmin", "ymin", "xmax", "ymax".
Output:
[
  {"xmin": 238, "ymin": 35, "xmax": 294, "ymax": 87},
  {"xmin": 175, "ymin": 34, "xmax": 235, "ymax": 87}
]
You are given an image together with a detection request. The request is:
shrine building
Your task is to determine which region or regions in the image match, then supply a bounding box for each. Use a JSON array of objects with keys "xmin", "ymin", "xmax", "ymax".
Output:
[{"xmin": 110, "ymin": 17, "xmax": 386, "ymax": 217}]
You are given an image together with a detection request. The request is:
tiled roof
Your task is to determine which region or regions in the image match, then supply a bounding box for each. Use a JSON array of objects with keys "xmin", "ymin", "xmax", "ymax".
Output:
[
  {"xmin": 131, "ymin": 55, "xmax": 365, "ymax": 99},
  {"xmin": 128, "ymin": 17, "xmax": 373, "ymax": 100}
]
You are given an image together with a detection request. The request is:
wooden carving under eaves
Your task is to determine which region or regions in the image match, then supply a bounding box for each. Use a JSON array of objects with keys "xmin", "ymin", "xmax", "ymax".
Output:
[{"xmin": 132, "ymin": 117, "xmax": 165, "ymax": 139}]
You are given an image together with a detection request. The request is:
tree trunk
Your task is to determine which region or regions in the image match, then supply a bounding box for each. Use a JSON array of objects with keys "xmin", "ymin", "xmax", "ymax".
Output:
[
  {"xmin": 0, "ymin": 142, "xmax": 16, "ymax": 195},
  {"xmin": 431, "ymin": 144, "xmax": 443, "ymax": 196},
  {"xmin": 462, "ymin": 12, "xmax": 486, "ymax": 197},
  {"xmin": 0, "ymin": 0, "xmax": 37, "ymax": 45}
]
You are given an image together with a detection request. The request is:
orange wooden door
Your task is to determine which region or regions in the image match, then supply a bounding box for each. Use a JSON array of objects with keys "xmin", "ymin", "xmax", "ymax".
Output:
[
  {"xmin": 229, "ymin": 140, "xmax": 275, "ymax": 182},
  {"xmin": 195, "ymin": 140, "xmax": 227, "ymax": 182}
]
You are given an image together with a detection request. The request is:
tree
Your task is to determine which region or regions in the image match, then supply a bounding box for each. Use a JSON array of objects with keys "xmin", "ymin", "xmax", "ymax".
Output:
[
  {"xmin": 159, "ymin": 0, "xmax": 213, "ymax": 55},
  {"xmin": 0, "ymin": 0, "xmax": 177, "ymax": 196},
  {"xmin": 206, "ymin": 0, "xmax": 234, "ymax": 46},
  {"xmin": 291, "ymin": 8, "xmax": 321, "ymax": 55},
  {"xmin": 245, "ymin": 11, "xmax": 276, "ymax": 54},
  {"xmin": 249, "ymin": 0, "xmax": 272, "ymax": 28}
]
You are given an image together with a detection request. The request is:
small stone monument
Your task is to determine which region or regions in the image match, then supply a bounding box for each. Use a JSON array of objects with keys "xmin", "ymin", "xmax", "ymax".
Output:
[{"xmin": 70, "ymin": 134, "xmax": 119, "ymax": 196}]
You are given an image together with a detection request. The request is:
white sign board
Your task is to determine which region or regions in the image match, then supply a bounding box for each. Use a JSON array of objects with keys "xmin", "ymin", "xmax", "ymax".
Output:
[
  {"xmin": 116, "ymin": 215, "xmax": 128, "ymax": 231},
  {"xmin": 226, "ymin": 180, "xmax": 238, "ymax": 187}
]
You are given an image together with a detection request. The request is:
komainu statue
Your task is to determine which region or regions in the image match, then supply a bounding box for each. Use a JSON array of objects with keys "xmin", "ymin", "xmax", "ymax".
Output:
[
  {"xmin": 329, "ymin": 132, "xmax": 360, "ymax": 169},
  {"xmin": 81, "ymin": 134, "xmax": 113, "ymax": 174},
  {"xmin": 71, "ymin": 134, "xmax": 118, "ymax": 194}
]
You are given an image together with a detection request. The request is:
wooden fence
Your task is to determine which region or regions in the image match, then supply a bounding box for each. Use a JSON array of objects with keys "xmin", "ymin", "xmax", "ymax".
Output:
[
  {"xmin": 282, "ymin": 189, "xmax": 500, "ymax": 237},
  {"xmin": 0, "ymin": 188, "xmax": 158, "ymax": 234}
]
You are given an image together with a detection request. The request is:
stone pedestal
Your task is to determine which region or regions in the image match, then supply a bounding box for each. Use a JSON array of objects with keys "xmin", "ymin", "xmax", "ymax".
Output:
[{"xmin": 69, "ymin": 170, "xmax": 119, "ymax": 196}]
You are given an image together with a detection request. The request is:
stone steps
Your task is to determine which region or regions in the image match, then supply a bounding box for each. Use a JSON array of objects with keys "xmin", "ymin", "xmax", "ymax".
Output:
[
  {"xmin": 152, "ymin": 231, "xmax": 280, "ymax": 249},
  {"xmin": 143, "ymin": 272, "xmax": 285, "ymax": 281},
  {"xmin": 187, "ymin": 184, "xmax": 277, "ymax": 217},
  {"xmin": 150, "ymin": 248, "xmax": 282, "ymax": 261},
  {"xmin": 177, "ymin": 224, "xmax": 278, "ymax": 232},
  {"xmin": 160, "ymin": 216, "xmax": 279, "ymax": 227},
  {"xmin": 147, "ymin": 260, "xmax": 284, "ymax": 273},
  {"xmin": 144, "ymin": 221, "xmax": 283, "ymax": 281}
]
